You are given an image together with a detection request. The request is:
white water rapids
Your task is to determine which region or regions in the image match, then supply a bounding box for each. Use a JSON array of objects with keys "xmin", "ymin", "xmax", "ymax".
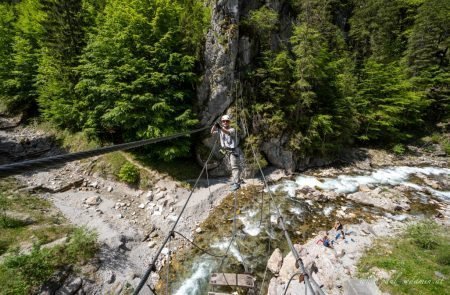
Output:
[
  {"xmin": 173, "ymin": 166, "xmax": 449, "ymax": 294},
  {"xmin": 272, "ymin": 166, "xmax": 450, "ymax": 198}
]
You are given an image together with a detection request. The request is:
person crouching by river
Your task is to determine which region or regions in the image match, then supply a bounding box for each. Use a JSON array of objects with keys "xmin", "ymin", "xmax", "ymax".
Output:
[
  {"xmin": 334, "ymin": 220, "xmax": 345, "ymax": 240},
  {"xmin": 211, "ymin": 114, "xmax": 244, "ymax": 191}
]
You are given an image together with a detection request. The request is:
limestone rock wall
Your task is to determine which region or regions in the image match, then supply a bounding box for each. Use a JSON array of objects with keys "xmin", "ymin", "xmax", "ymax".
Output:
[{"xmin": 198, "ymin": 0, "xmax": 240, "ymax": 126}]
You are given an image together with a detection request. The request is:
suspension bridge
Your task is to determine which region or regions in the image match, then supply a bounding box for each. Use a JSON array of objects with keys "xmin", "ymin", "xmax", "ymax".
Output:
[{"xmin": 0, "ymin": 100, "xmax": 326, "ymax": 295}]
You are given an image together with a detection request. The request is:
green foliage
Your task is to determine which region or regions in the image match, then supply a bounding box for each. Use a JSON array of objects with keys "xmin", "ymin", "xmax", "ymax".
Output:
[
  {"xmin": 0, "ymin": 216, "xmax": 28, "ymax": 229},
  {"xmin": 350, "ymin": 0, "xmax": 418, "ymax": 62},
  {"xmin": 4, "ymin": 246, "xmax": 55, "ymax": 287},
  {"xmin": 407, "ymin": 220, "xmax": 440, "ymax": 250},
  {"xmin": 355, "ymin": 58, "xmax": 430, "ymax": 142},
  {"xmin": 0, "ymin": 227, "xmax": 97, "ymax": 294},
  {"xmin": 0, "ymin": 0, "xmax": 44, "ymax": 115},
  {"xmin": 437, "ymin": 251, "xmax": 450, "ymax": 266},
  {"xmin": 75, "ymin": 0, "xmax": 205, "ymax": 160},
  {"xmin": 444, "ymin": 142, "xmax": 450, "ymax": 155},
  {"xmin": 245, "ymin": 6, "xmax": 278, "ymax": 46},
  {"xmin": 406, "ymin": 0, "xmax": 450, "ymax": 123},
  {"xmin": 118, "ymin": 162, "xmax": 140, "ymax": 184},
  {"xmin": 178, "ymin": 0, "xmax": 211, "ymax": 54},
  {"xmin": 245, "ymin": 3, "xmax": 357, "ymax": 158},
  {"xmin": 37, "ymin": 0, "xmax": 91, "ymax": 129},
  {"xmin": 358, "ymin": 221, "xmax": 449, "ymax": 295},
  {"xmin": 0, "ymin": 0, "xmax": 448, "ymax": 164},
  {"xmin": 0, "ymin": 180, "xmax": 98, "ymax": 294},
  {"xmin": 0, "ymin": 3, "xmax": 15, "ymax": 109},
  {"xmin": 64, "ymin": 227, "xmax": 98, "ymax": 263},
  {"xmin": 392, "ymin": 144, "xmax": 406, "ymax": 155},
  {"xmin": 33, "ymin": 120, "xmax": 100, "ymax": 152}
]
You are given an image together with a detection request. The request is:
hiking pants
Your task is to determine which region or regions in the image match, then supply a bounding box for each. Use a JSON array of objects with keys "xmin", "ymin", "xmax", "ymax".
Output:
[{"xmin": 229, "ymin": 147, "xmax": 244, "ymax": 184}]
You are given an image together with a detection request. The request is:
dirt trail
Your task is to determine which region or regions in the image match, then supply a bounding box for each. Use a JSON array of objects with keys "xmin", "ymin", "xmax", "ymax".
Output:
[
  {"xmin": 19, "ymin": 161, "xmax": 240, "ymax": 293},
  {"xmin": 0, "ymin": 124, "xmax": 241, "ymax": 293}
]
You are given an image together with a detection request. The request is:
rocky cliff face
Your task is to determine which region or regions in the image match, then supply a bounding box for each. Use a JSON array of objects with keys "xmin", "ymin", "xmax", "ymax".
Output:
[
  {"xmin": 198, "ymin": 0, "xmax": 301, "ymax": 172},
  {"xmin": 198, "ymin": 0, "xmax": 240, "ymax": 126}
]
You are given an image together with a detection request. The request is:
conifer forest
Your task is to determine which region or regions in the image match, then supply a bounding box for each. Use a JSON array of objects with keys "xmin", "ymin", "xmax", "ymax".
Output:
[{"xmin": 0, "ymin": 0, "xmax": 448, "ymax": 160}]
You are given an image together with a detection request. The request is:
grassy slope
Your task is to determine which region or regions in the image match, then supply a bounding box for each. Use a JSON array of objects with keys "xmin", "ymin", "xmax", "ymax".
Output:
[
  {"xmin": 357, "ymin": 221, "xmax": 450, "ymax": 295},
  {"xmin": 0, "ymin": 178, "xmax": 97, "ymax": 294}
]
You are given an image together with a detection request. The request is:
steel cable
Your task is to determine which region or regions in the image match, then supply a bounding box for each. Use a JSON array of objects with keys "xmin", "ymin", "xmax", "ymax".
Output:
[
  {"xmin": 165, "ymin": 236, "xmax": 171, "ymax": 295},
  {"xmin": 238, "ymin": 91, "xmax": 325, "ymax": 295},
  {"xmin": 283, "ymin": 271, "xmax": 303, "ymax": 295},
  {"xmin": 133, "ymin": 137, "xmax": 219, "ymax": 294},
  {"xmin": 0, "ymin": 126, "xmax": 210, "ymax": 178},
  {"xmin": 172, "ymin": 231, "xmax": 228, "ymax": 258}
]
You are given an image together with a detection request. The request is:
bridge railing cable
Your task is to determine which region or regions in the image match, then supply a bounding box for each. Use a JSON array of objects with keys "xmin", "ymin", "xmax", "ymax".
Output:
[
  {"xmin": 0, "ymin": 126, "xmax": 210, "ymax": 178},
  {"xmin": 133, "ymin": 137, "xmax": 219, "ymax": 294},
  {"xmin": 237, "ymin": 87, "xmax": 325, "ymax": 295}
]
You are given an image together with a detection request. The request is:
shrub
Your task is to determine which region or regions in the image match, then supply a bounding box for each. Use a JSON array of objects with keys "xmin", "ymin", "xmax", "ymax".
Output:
[
  {"xmin": 4, "ymin": 246, "xmax": 55, "ymax": 287},
  {"xmin": 430, "ymin": 133, "xmax": 441, "ymax": 144},
  {"xmin": 65, "ymin": 227, "xmax": 97, "ymax": 263},
  {"xmin": 407, "ymin": 221, "xmax": 440, "ymax": 250},
  {"xmin": 437, "ymin": 251, "xmax": 450, "ymax": 266},
  {"xmin": 118, "ymin": 162, "xmax": 140, "ymax": 184},
  {"xmin": 392, "ymin": 144, "xmax": 405, "ymax": 155},
  {"xmin": 443, "ymin": 141, "xmax": 450, "ymax": 155},
  {"xmin": 0, "ymin": 216, "xmax": 27, "ymax": 229},
  {"xmin": 0, "ymin": 239, "xmax": 9, "ymax": 255}
]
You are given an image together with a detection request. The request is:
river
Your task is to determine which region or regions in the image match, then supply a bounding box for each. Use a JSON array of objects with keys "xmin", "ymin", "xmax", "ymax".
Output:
[{"xmin": 161, "ymin": 166, "xmax": 449, "ymax": 294}]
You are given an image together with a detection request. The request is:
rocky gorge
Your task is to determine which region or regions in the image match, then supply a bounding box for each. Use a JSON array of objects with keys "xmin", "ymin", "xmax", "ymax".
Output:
[
  {"xmin": 0, "ymin": 0, "xmax": 448, "ymax": 293},
  {"xmin": 163, "ymin": 155, "xmax": 448, "ymax": 294},
  {"xmin": 0, "ymin": 114, "xmax": 449, "ymax": 295}
]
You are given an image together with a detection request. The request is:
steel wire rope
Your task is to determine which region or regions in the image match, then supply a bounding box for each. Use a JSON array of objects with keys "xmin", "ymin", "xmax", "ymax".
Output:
[
  {"xmin": 165, "ymin": 236, "xmax": 171, "ymax": 295},
  {"xmin": 283, "ymin": 271, "xmax": 303, "ymax": 295},
  {"xmin": 247, "ymin": 134, "xmax": 317, "ymax": 294},
  {"xmin": 232, "ymin": 84, "xmax": 250, "ymax": 274},
  {"xmin": 259, "ymin": 196, "xmax": 273, "ymax": 295},
  {"xmin": 236, "ymin": 83, "xmax": 274, "ymax": 294},
  {"xmin": 212, "ymin": 87, "xmax": 245, "ymax": 293},
  {"xmin": 237, "ymin": 87, "xmax": 272, "ymax": 295},
  {"xmin": 133, "ymin": 137, "xmax": 219, "ymax": 295},
  {"xmin": 238, "ymin": 94, "xmax": 325, "ymax": 295},
  {"xmin": 214, "ymin": 190, "xmax": 239, "ymax": 293},
  {"xmin": 205, "ymin": 160, "xmax": 214, "ymax": 205},
  {"xmin": 172, "ymin": 231, "xmax": 228, "ymax": 258},
  {"xmin": 248, "ymin": 127, "xmax": 325, "ymax": 295},
  {"xmin": 0, "ymin": 126, "xmax": 210, "ymax": 178}
]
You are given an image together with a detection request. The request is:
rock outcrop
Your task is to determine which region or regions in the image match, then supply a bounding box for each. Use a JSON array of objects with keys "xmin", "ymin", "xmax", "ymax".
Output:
[
  {"xmin": 198, "ymin": 0, "xmax": 240, "ymax": 126},
  {"xmin": 267, "ymin": 248, "xmax": 283, "ymax": 275}
]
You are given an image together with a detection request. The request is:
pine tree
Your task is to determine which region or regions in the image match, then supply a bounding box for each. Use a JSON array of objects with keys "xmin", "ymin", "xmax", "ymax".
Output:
[
  {"xmin": 76, "ymin": 0, "xmax": 207, "ymax": 160},
  {"xmin": 350, "ymin": 0, "xmax": 418, "ymax": 63},
  {"xmin": 0, "ymin": 0, "xmax": 44, "ymax": 115},
  {"xmin": 37, "ymin": 0, "xmax": 89, "ymax": 128},
  {"xmin": 356, "ymin": 58, "xmax": 429, "ymax": 142},
  {"xmin": 0, "ymin": 3, "xmax": 16, "ymax": 112},
  {"xmin": 406, "ymin": 0, "xmax": 450, "ymax": 123}
]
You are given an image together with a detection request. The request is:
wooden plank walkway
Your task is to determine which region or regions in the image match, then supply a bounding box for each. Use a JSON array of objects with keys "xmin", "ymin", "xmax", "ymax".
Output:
[{"xmin": 209, "ymin": 273, "xmax": 255, "ymax": 288}]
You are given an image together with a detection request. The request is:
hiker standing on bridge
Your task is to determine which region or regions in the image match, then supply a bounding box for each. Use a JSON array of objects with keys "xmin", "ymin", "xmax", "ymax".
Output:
[{"xmin": 211, "ymin": 114, "xmax": 244, "ymax": 191}]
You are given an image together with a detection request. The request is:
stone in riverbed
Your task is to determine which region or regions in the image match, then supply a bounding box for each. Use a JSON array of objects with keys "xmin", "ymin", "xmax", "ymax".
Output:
[
  {"xmin": 56, "ymin": 277, "xmax": 82, "ymax": 295},
  {"xmin": 141, "ymin": 191, "xmax": 153, "ymax": 203},
  {"xmin": 267, "ymin": 248, "xmax": 283, "ymax": 275},
  {"xmin": 85, "ymin": 195, "xmax": 102, "ymax": 206},
  {"xmin": 347, "ymin": 188, "xmax": 410, "ymax": 212}
]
